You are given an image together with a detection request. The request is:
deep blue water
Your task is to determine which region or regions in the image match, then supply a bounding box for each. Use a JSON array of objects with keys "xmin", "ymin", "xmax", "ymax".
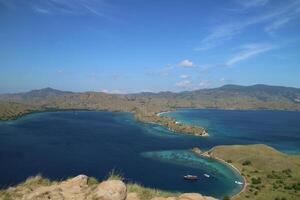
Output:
[
  {"xmin": 162, "ymin": 109, "xmax": 300, "ymax": 154},
  {"xmin": 4, "ymin": 109, "xmax": 300, "ymax": 198}
]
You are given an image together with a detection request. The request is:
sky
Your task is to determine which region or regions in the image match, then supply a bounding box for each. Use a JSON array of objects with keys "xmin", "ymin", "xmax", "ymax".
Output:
[{"xmin": 0, "ymin": 0, "xmax": 300, "ymax": 94}]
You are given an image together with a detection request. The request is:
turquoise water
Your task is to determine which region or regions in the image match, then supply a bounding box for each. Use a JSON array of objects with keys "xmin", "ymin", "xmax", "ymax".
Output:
[
  {"xmin": 162, "ymin": 109, "xmax": 300, "ymax": 154},
  {"xmin": 142, "ymin": 150, "xmax": 243, "ymax": 197},
  {"xmin": 4, "ymin": 109, "xmax": 296, "ymax": 198}
]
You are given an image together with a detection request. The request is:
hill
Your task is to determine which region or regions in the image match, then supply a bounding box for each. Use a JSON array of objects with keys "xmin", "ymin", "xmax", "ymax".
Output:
[
  {"xmin": 1, "ymin": 84, "xmax": 300, "ymax": 121},
  {"xmin": 206, "ymin": 144, "xmax": 300, "ymax": 200}
]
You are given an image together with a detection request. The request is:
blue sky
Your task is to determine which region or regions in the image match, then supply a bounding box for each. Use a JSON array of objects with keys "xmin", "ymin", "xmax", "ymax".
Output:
[{"xmin": 0, "ymin": 0, "xmax": 300, "ymax": 93}]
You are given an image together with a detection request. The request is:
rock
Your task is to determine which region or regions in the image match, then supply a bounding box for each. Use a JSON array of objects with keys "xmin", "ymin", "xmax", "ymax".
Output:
[
  {"xmin": 151, "ymin": 197, "xmax": 177, "ymax": 200},
  {"xmin": 95, "ymin": 180, "xmax": 127, "ymax": 200},
  {"xmin": 126, "ymin": 192, "xmax": 140, "ymax": 200},
  {"xmin": 1, "ymin": 175, "xmax": 216, "ymax": 200},
  {"xmin": 179, "ymin": 193, "xmax": 217, "ymax": 200},
  {"xmin": 61, "ymin": 174, "xmax": 89, "ymax": 188},
  {"xmin": 192, "ymin": 147, "xmax": 202, "ymax": 154}
]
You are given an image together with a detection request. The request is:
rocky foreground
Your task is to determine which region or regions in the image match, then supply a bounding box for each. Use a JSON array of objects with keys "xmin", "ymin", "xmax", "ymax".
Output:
[{"xmin": 0, "ymin": 175, "xmax": 216, "ymax": 200}]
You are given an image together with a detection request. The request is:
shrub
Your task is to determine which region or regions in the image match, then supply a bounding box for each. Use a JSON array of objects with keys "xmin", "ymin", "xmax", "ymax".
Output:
[
  {"xmin": 223, "ymin": 196, "xmax": 230, "ymax": 200},
  {"xmin": 251, "ymin": 177, "xmax": 262, "ymax": 185},
  {"xmin": 242, "ymin": 160, "xmax": 252, "ymax": 166}
]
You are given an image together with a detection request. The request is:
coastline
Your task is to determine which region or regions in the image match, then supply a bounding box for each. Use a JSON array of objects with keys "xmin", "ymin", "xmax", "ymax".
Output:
[
  {"xmin": 192, "ymin": 148, "xmax": 247, "ymax": 198},
  {"xmin": 136, "ymin": 112, "xmax": 209, "ymax": 137},
  {"xmin": 210, "ymin": 155, "xmax": 247, "ymax": 199},
  {"xmin": 156, "ymin": 111, "xmax": 172, "ymax": 116},
  {"xmin": 2, "ymin": 106, "xmax": 300, "ymax": 123}
]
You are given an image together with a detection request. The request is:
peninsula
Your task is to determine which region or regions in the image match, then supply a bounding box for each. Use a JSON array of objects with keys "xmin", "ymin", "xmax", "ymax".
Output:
[
  {"xmin": 135, "ymin": 112, "xmax": 208, "ymax": 136},
  {"xmin": 193, "ymin": 144, "xmax": 300, "ymax": 200}
]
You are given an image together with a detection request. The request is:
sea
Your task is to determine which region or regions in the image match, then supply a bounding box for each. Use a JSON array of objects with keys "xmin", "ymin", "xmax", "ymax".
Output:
[{"xmin": 1, "ymin": 109, "xmax": 299, "ymax": 198}]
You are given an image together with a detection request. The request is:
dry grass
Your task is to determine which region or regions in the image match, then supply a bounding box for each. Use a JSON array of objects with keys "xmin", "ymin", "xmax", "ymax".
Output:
[{"xmin": 209, "ymin": 144, "xmax": 300, "ymax": 200}]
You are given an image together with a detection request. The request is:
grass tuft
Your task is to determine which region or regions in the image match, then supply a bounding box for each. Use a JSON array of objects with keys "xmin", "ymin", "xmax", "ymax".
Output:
[
  {"xmin": 106, "ymin": 169, "xmax": 124, "ymax": 181},
  {"xmin": 127, "ymin": 182, "xmax": 179, "ymax": 200},
  {"xmin": 88, "ymin": 177, "xmax": 99, "ymax": 185},
  {"xmin": 20, "ymin": 174, "xmax": 51, "ymax": 187}
]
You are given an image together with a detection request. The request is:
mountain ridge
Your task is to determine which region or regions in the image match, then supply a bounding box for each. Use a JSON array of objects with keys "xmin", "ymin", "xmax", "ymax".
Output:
[
  {"xmin": 2, "ymin": 84, "xmax": 300, "ymax": 96},
  {"xmin": 1, "ymin": 84, "xmax": 300, "ymax": 121}
]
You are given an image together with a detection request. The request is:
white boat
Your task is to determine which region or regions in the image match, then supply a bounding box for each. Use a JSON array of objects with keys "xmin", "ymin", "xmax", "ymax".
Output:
[
  {"xmin": 203, "ymin": 174, "xmax": 210, "ymax": 178},
  {"xmin": 235, "ymin": 181, "xmax": 243, "ymax": 185}
]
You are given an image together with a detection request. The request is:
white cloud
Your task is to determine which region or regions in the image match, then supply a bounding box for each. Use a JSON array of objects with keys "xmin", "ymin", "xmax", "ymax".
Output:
[
  {"xmin": 101, "ymin": 89, "xmax": 109, "ymax": 93},
  {"xmin": 236, "ymin": 0, "xmax": 269, "ymax": 8},
  {"xmin": 196, "ymin": 1, "xmax": 300, "ymax": 50},
  {"xmin": 219, "ymin": 78, "xmax": 226, "ymax": 83},
  {"xmin": 195, "ymin": 23, "xmax": 244, "ymax": 51},
  {"xmin": 225, "ymin": 43, "xmax": 275, "ymax": 66},
  {"xmin": 197, "ymin": 80, "xmax": 210, "ymax": 88},
  {"xmin": 178, "ymin": 59, "xmax": 196, "ymax": 68},
  {"xmin": 159, "ymin": 64, "xmax": 174, "ymax": 76},
  {"xmin": 175, "ymin": 79, "xmax": 210, "ymax": 90},
  {"xmin": 265, "ymin": 16, "xmax": 292, "ymax": 33},
  {"xmin": 32, "ymin": 6, "xmax": 53, "ymax": 14},
  {"xmin": 180, "ymin": 75, "xmax": 189, "ymax": 79},
  {"xmin": 1, "ymin": 0, "xmax": 111, "ymax": 17},
  {"xmin": 101, "ymin": 89, "xmax": 127, "ymax": 94},
  {"xmin": 175, "ymin": 80, "xmax": 192, "ymax": 89}
]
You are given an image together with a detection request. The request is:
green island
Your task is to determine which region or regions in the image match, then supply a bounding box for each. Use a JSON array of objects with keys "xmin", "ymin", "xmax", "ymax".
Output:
[{"xmin": 192, "ymin": 144, "xmax": 300, "ymax": 200}]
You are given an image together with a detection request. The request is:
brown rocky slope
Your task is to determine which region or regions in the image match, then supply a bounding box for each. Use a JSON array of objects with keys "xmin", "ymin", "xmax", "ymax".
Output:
[{"xmin": 0, "ymin": 175, "xmax": 216, "ymax": 200}]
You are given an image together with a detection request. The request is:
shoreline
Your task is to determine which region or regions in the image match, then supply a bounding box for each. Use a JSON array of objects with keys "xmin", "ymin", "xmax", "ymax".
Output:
[
  {"xmin": 2, "ymin": 106, "xmax": 300, "ymax": 122},
  {"xmin": 210, "ymin": 155, "xmax": 247, "ymax": 199},
  {"xmin": 156, "ymin": 110, "xmax": 172, "ymax": 116},
  {"xmin": 192, "ymin": 148, "xmax": 247, "ymax": 198},
  {"xmin": 137, "ymin": 113, "xmax": 209, "ymax": 137}
]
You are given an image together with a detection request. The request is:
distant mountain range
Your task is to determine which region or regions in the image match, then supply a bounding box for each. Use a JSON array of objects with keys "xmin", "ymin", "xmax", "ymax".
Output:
[{"xmin": 1, "ymin": 84, "xmax": 300, "ymax": 120}]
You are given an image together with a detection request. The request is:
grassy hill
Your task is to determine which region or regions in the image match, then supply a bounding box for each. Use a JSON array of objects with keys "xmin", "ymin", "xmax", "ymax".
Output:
[{"xmin": 208, "ymin": 144, "xmax": 300, "ymax": 200}]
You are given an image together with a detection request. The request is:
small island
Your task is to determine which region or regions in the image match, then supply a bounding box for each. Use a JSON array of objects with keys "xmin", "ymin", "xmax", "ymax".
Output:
[{"xmin": 134, "ymin": 112, "xmax": 208, "ymax": 137}]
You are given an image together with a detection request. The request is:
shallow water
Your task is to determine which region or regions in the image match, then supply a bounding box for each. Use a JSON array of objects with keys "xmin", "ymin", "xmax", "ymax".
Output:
[{"xmin": 2, "ymin": 109, "xmax": 298, "ymax": 198}]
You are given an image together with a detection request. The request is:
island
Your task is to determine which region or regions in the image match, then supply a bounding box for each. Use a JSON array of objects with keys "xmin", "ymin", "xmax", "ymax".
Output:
[{"xmin": 135, "ymin": 112, "xmax": 208, "ymax": 136}]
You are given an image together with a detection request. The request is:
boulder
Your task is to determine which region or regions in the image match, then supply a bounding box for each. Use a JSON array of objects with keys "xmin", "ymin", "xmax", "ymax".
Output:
[
  {"xmin": 95, "ymin": 180, "xmax": 127, "ymax": 200},
  {"xmin": 151, "ymin": 197, "xmax": 177, "ymax": 200},
  {"xmin": 179, "ymin": 193, "xmax": 217, "ymax": 200},
  {"xmin": 126, "ymin": 192, "xmax": 140, "ymax": 200},
  {"xmin": 61, "ymin": 174, "xmax": 88, "ymax": 189}
]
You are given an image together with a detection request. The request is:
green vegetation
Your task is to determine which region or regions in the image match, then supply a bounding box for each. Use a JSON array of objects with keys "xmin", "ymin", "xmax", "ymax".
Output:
[
  {"xmin": 242, "ymin": 160, "xmax": 252, "ymax": 166},
  {"xmin": 106, "ymin": 169, "xmax": 124, "ymax": 181},
  {"xmin": 105, "ymin": 170, "xmax": 179, "ymax": 200},
  {"xmin": 127, "ymin": 183, "xmax": 179, "ymax": 200},
  {"xmin": 208, "ymin": 144, "xmax": 300, "ymax": 200}
]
